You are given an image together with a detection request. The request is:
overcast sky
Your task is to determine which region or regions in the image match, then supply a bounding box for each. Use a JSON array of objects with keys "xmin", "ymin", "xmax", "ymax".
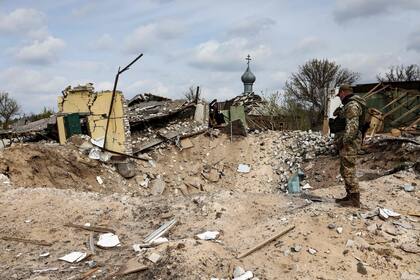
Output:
[{"xmin": 1, "ymin": 0, "xmax": 419, "ymax": 113}]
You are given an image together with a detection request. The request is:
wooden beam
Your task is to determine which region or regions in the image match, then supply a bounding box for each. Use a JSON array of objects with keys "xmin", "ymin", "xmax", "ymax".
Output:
[{"xmin": 237, "ymin": 225, "xmax": 295, "ymax": 259}]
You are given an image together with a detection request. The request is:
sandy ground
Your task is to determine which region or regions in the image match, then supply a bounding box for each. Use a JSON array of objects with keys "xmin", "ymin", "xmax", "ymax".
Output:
[{"xmin": 0, "ymin": 132, "xmax": 419, "ymax": 280}]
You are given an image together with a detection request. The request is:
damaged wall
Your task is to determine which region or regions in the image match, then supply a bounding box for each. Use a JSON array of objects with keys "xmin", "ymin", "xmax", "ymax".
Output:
[{"xmin": 57, "ymin": 85, "xmax": 132, "ymax": 154}]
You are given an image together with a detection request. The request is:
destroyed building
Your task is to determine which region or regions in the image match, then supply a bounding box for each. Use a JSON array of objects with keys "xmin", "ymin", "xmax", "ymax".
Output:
[{"xmin": 57, "ymin": 84, "xmax": 133, "ymax": 154}]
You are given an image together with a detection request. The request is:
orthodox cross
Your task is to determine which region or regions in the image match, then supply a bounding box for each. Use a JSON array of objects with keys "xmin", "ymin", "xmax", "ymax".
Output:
[{"xmin": 246, "ymin": 54, "xmax": 251, "ymax": 66}]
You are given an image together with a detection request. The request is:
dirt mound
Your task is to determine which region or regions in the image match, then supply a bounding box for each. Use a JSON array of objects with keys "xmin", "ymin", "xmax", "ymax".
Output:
[{"xmin": 0, "ymin": 143, "xmax": 116, "ymax": 192}]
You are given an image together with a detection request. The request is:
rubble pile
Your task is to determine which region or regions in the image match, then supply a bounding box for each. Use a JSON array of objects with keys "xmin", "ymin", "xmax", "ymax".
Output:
[
  {"xmin": 128, "ymin": 94, "xmax": 194, "ymax": 126},
  {"xmin": 268, "ymin": 130, "xmax": 335, "ymax": 187},
  {"xmin": 230, "ymin": 92, "xmax": 264, "ymax": 113},
  {"xmin": 131, "ymin": 119, "xmax": 207, "ymax": 148}
]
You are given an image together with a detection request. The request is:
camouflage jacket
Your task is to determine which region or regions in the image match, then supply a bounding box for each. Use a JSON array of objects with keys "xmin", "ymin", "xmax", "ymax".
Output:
[{"xmin": 341, "ymin": 95, "xmax": 366, "ymax": 144}]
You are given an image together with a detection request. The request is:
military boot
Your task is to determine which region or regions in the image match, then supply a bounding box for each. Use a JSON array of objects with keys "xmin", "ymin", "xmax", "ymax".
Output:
[
  {"xmin": 335, "ymin": 193, "xmax": 352, "ymax": 203},
  {"xmin": 336, "ymin": 193, "xmax": 360, "ymax": 208}
]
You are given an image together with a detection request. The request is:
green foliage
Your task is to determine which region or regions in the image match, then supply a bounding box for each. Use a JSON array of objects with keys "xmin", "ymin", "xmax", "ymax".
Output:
[{"xmin": 26, "ymin": 107, "xmax": 55, "ymax": 122}]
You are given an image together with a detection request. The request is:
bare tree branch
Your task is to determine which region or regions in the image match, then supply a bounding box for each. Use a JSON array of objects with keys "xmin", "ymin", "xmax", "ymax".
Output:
[
  {"xmin": 377, "ymin": 64, "xmax": 420, "ymax": 82},
  {"xmin": 284, "ymin": 59, "xmax": 359, "ymax": 127}
]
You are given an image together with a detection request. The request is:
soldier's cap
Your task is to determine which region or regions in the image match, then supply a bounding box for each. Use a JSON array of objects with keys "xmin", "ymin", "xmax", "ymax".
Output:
[{"xmin": 337, "ymin": 84, "xmax": 353, "ymax": 95}]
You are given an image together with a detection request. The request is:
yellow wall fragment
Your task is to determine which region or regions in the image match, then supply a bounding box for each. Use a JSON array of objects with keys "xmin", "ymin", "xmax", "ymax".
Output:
[{"xmin": 57, "ymin": 86, "xmax": 128, "ymax": 154}]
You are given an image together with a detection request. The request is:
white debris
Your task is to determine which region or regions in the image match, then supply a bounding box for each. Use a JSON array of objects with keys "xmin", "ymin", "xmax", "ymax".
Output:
[
  {"xmin": 379, "ymin": 208, "xmax": 400, "ymax": 220},
  {"xmin": 196, "ymin": 231, "xmax": 220, "ymax": 240},
  {"xmin": 233, "ymin": 271, "xmax": 253, "ymax": 280},
  {"xmin": 403, "ymin": 184, "xmax": 415, "ymax": 192},
  {"xmin": 233, "ymin": 266, "xmax": 246, "ymax": 278},
  {"xmin": 146, "ymin": 252, "xmax": 161, "ymax": 263},
  {"xmin": 39, "ymin": 252, "xmax": 50, "ymax": 257},
  {"xmin": 0, "ymin": 173, "xmax": 10, "ymax": 184},
  {"xmin": 152, "ymin": 237, "xmax": 169, "ymax": 245},
  {"xmin": 308, "ymin": 248, "xmax": 317, "ymax": 255},
  {"xmin": 346, "ymin": 239, "xmax": 355, "ymax": 248},
  {"xmin": 96, "ymin": 176, "xmax": 103, "ymax": 185},
  {"xmin": 59, "ymin": 252, "xmax": 87, "ymax": 263},
  {"xmin": 237, "ymin": 164, "xmax": 251, "ymax": 173},
  {"xmin": 97, "ymin": 233, "xmax": 120, "ymax": 248},
  {"xmin": 302, "ymin": 183, "xmax": 312, "ymax": 190},
  {"xmin": 33, "ymin": 267, "xmax": 59, "ymax": 273},
  {"xmin": 336, "ymin": 227, "xmax": 343, "ymax": 234}
]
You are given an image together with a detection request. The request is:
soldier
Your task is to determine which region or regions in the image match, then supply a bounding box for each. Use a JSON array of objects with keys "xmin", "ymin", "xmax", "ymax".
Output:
[{"xmin": 334, "ymin": 84, "xmax": 367, "ymax": 207}]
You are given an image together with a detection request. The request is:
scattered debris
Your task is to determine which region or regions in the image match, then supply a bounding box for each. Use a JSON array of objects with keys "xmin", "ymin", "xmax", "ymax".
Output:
[
  {"xmin": 327, "ymin": 223, "xmax": 336, "ymax": 230},
  {"xmin": 151, "ymin": 176, "xmax": 166, "ymax": 195},
  {"xmin": 113, "ymin": 257, "xmax": 148, "ymax": 276},
  {"xmin": 96, "ymin": 176, "xmax": 103, "ymax": 185},
  {"xmin": 97, "ymin": 233, "xmax": 120, "ymax": 248},
  {"xmin": 143, "ymin": 218, "xmax": 177, "ymax": 244},
  {"xmin": 357, "ymin": 261, "xmax": 368, "ymax": 275},
  {"xmin": 233, "ymin": 266, "xmax": 246, "ymax": 278},
  {"xmin": 237, "ymin": 164, "xmax": 251, "ymax": 173},
  {"xmin": 336, "ymin": 227, "xmax": 343, "ymax": 234},
  {"xmin": 59, "ymin": 251, "xmax": 87, "ymax": 263},
  {"xmin": 196, "ymin": 231, "xmax": 220, "ymax": 240},
  {"xmin": 237, "ymin": 225, "xmax": 295, "ymax": 259},
  {"xmin": 80, "ymin": 267, "xmax": 100, "ymax": 280},
  {"xmin": 146, "ymin": 252, "xmax": 161, "ymax": 263},
  {"xmin": 64, "ymin": 222, "xmax": 116, "ymax": 234},
  {"xmin": 39, "ymin": 252, "xmax": 50, "ymax": 257},
  {"xmin": 403, "ymin": 184, "xmax": 415, "ymax": 192},
  {"xmin": 291, "ymin": 244, "xmax": 302, "ymax": 252},
  {"xmin": 233, "ymin": 270, "xmax": 254, "ymax": 280},
  {"xmin": 379, "ymin": 208, "xmax": 401, "ymax": 220},
  {"xmin": 308, "ymin": 248, "xmax": 317, "ymax": 255},
  {"xmin": 32, "ymin": 267, "xmax": 59, "ymax": 274},
  {"xmin": 346, "ymin": 240, "xmax": 355, "ymax": 248},
  {"xmin": 302, "ymin": 183, "xmax": 312, "ymax": 190}
]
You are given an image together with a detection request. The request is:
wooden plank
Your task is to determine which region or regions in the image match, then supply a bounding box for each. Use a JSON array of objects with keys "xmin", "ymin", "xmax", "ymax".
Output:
[
  {"xmin": 1, "ymin": 236, "xmax": 52, "ymax": 246},
  {"xmin": 64, "ymin": 223, "xmax": 116, "ymax": 234},
  {"xmin": 237, "ymin": 225, "xmax": 295, "ymax": 259}
]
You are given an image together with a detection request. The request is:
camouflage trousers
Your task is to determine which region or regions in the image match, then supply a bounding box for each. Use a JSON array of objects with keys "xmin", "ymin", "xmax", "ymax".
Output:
[{"xmin": 339, "ymin": 135, "xmax": 362, "ymax": 194}]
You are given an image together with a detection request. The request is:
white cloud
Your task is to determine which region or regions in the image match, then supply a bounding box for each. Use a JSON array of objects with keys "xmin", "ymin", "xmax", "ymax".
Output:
[
  {"xmin": 125, "ymin": 79, "xmax": 170, "ymax": 97},
  {"xmin": 0, "ymin": 8, "xmax": 48, "ymax": 39},
  {"xmin": 228, "ymin": 17, "xmax": 276, "ymax": 37},
  {"xmin": 334, "ymin": 52, "xmax": 403, "ymax": 82},
  {"xmin": 189, "ymin": 38, "xmax": 272, "ymax": 71},
  {"xmin": 294, "ymin": 36, "xmax": 326, "ymax": 53},
  {"xmin": 0, "ymin": 67, "xmax": 67, "ymax": 112},
  {"xmin": 71, "ymin": 3, "xmax": 96, "ymax": 18},
  {"xmin": 89, "ymin": 34, "xmax": 114, "ymax": 51},
  {"xmin": 334, "ymin": 0, "xmax": 420, "ymax": 23},
  {"xmin": 124, "ymin": 20, "xmax": 185, "ymax": 53},
  {"xmin": 407, "ymin": 30, "xmax": 420, "ymax": 53},
  {"xmin": 15, "ymin": 36, "xmax": 66, "ymax": 65}
]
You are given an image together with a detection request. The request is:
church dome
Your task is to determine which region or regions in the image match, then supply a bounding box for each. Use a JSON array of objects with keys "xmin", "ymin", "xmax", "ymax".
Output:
[{"xmin": 241, "ymin": 65, "xmax": 256, "ymax": 84}]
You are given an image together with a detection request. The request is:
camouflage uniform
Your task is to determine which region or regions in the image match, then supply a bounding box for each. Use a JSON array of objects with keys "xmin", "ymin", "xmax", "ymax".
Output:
[{"xmin": 335, "ymin": 95, "xmax": 366, "ymax": 194}]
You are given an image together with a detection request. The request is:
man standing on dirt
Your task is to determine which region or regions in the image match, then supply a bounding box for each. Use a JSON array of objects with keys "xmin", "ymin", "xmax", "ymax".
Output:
[{"xmin": 334, "ymin": 84, "xmax": 367, "ymax": 208}]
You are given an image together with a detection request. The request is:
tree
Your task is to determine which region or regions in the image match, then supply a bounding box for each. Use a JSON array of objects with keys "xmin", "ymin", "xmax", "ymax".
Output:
[
  {"xmin": 184, "ymin": 86, "xmax": 200, "ymax": 102},
  {"xmin": 0, "ymin": 92, "xmax": 20, "ymax": 129},
  {"xmin": 377, "ymin": 64, "xmax": 420, "ymax": 82},
  {"xmin": 284, "ymin": 58, "xmax": 359, "ymax": 127}
]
